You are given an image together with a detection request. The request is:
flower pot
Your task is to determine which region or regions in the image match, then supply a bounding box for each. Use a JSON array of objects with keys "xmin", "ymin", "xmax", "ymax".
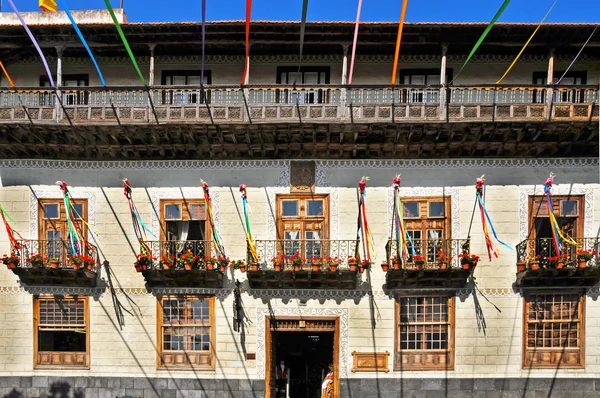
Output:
[
  {"xmin": 184, "ymin": 262, "xmax": 193, "ymax": 271},
  {"xmin": 415, "ymin": 262, "xmax": 424, "ymax": 271},
  {"xmin": 312, "ymin": 263, "xmax": 321, "ymax": 272},
  {"xmin": 6, "ymin": 262, "xmax": 17, "ymax": 269},
  {"xmin": 274, "ymin": 263, "xmax": 282, "ymax": 272},
  {"xmin": 461, "ymin": 262, "xmax": 471, "ymax": 271},
  {"xmin": 529, "ymin": 261, "xmax": 540, "ymax": 271},
  {"xmin": 516, "ymin": 262, "xmax": 526, "ymax": 272},
  {"xmin": 31, "ymin": 262, "xmax": 42, "ymax": 269},
  {"xmin": 134, "ymin": 264, "xmax": 141, "ymax": 273},
  {"xmin": 207, "ymin": 262, "xmax": 215, "ymax": 271},
  {"xmin": 329, "ymin": 263, "xmax": 338, "ymax": 272},
  {"xmin": 162, "ymin": 262, "xmax": 171, "ymax": 270},
  {"xmin": 438, "ymin": 262, "xmax": 447, "ymax": 270},
  {"xmin": 556, "ymin": 261, "xmax": 564, "ymax": 269},
  {"xmin": 219, "ymin": 264, "xmax": 227, "ymax": 272},
  {"xmin": 72, "ymin": 263, "xmax": 80, "ymax": 271},
  {"xmin": 578, "ymin": 260, "xmax": 588, "ymax": 268},
  {"xmin": 393, "ymin": 262, "xmax": 400, "ymax": 270},
  {"xmin": 140, "ymin": 264, "xmax": 148, "ymax": 271},
  {"xmin": 359, "ymin": 266, "xmax": 366, "ymax": 274},
  {"xmin": 251, "ymin": 263, "xmax": 260, "ymax": 272},
  {"xmin": 87, "ymin": 263, "xmax": 95, "ymax": 271},
  {"xmin": 293, "ymin": 264, "xmax": 302, "ymax": 272},
  {"xmin": 349, "ymin": 263, "xmax": 358, "ymax": 272},
  {"xmin": 381, "ymin": 263, "xmax": 389, "ymax": 272},
  {"xmin": 50, "ymin": 260, "xmax": 59, "ymax": 269},
  {"xmin": 239, "ymin": 264, "xmax": 246, "ymax": 273}
]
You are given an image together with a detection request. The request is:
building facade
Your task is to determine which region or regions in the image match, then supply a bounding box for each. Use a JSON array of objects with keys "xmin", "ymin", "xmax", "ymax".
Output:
[{"xmin": 0, "ymin": 11, "xmax": 599, "ymax": 398}]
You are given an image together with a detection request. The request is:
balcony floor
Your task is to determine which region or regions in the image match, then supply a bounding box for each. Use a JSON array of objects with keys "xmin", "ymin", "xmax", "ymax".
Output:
[
  {"xmin": 11, "ymin": 267, "xmax": 99, "ymax": 287},
  {"xmin": 141, "ymin": 269, "xmax": 224, "ymax": 289},
  {"xmin": 385, "ymin": 268, "xmax": 473, "ymax": 289},
  {"xmin": 516, "ymin": 267, "xmax": 600, "ymax": 288},
  {"xmin": 247, "ymin": 270, "xmax": 359, "ymax": 289}
]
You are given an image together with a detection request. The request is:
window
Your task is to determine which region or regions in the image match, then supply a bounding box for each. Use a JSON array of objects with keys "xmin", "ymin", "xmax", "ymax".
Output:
[
  {"xmin": 523, "ymin": 293, "xmax": 584, "ymax": 368},
  {"xmin": 276, "ymin": 194, "xmax": 329, "ymax": 259},
  {"xmin": 39, "ymin": 199, "xmax": 88, "ymax": 264},
  {"xmin": 160, "ymin": 199, "xmax": 210, "ymax": 259},
  {"xmin": 401, "ymin": 197, "xmax": 451, "ymax": 264},
  {"xmin": 34, "ymin": 296, "xmax": 89, "ymax": 368},
  {"xmin": 157, "ymin": 295, "xmax": 215, "ymax": 369},
  {"xmin": 532, "ymin": 71, "xmax": 587, "ymax": 103},
  {"xmin": 40, "ymin": 74, "xmax": 89, "ymax": 106},
  {"xmin": 161, "ymin": 70, "xmax": 212, "ymax": 105},
  {"xmin": 395, "ymin": 296, "xmax": 454, "ymax": 370},
  {"xmin": 275, "ymin": 66, "xmax": 331, "ymax": 104},
  {"xmin": 398, "ymin": 69, "xmax": 453, "ymax": 104}
]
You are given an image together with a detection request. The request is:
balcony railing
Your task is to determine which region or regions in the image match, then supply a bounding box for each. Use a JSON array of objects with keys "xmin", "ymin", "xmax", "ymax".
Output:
[
  {"xmin": 15, "ymin": 239, "xmax": 101, "ymax": 273},
  {"xmin": 386, "ymin": 238, "xmax": 470, "ymax": 269},
  {"xmin": 0, "ymin": 84, "xmax": 596, "ymax": 123},
  {"xmin": 516, "ymin": 237, "xmax": 600, "ymax": 269},
  {"xmin": 251, "ymin": 239, "xmax": 360, "ymax": 270},
  {"xmin": 144, "ymin": 240, "xmax": 218, "ymax": 271}
]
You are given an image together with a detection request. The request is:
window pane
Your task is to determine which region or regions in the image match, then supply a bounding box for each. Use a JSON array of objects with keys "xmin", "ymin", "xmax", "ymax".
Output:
[
  {"xmin": 162, "ymin": 297, "xmax": 211, "ymax": 353},
  {"xmin": 560, "ymin": 200, "xmax": 578, "ymax": 217},
  {"xmin": 43, "ymin": 204, "xmax": 59, "ymax": 219},
  {"xmin": 307, "ymin": 200, "xmax": 324, "ymax": 216},
  {"xmin": 72, "ymin": 204, "xmax": 83, "ymax": 219},
  {"xmin": 282, "ymin": 200, "xmax": 299, "ymax": 217},
  {"xmin": 165, "ymin": 204, "xmax": 182, "ymax": 220},
  {"xmin": 532, "ymin": 200, "xmax": 549, "ymax": 217},
  {"xmin": 429, "ymin": 202, "xmax": 445, "ymax": 217},
  {"xmin": 403, "ymin": 202, "xmax": 420, "ymax": 218},
  {"xmin": 190, "ymin": 204, "xmax": 206, "ymax": 220},
  {"xmin": 399, "ymin": 297, "xmax": 450, "ymax": 352}
]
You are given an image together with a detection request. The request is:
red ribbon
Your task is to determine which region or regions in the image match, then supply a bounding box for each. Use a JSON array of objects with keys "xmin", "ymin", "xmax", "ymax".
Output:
[{"xmin": 241, "ymin": 0, "xmax": 252, "ymax": 85}]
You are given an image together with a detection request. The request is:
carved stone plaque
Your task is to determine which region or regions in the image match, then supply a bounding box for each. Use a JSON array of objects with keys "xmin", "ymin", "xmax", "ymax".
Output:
[
  {"xmin": 290, "ymin": 161, "xmax": 316, "ymax": 193},
  {"xmin": 351, "ymin": 351, "xmax": 390, "ymax": 373}
]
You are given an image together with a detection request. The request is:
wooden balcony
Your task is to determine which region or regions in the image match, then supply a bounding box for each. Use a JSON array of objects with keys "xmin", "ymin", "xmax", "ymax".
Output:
[
  {"xmin": 384, "ymin": 239, "xmax": 473, "ymax": 289},
  {"xmin": 0, "ymin": 84, "xmax": 596, "ymax": 124},
  {"xmin": 8, "ymin": 240, "xmax": 101, "ymax": 287},
  {"xmin": 247, "ymin": 239, "xmax": 360, "ymax": 289},
  {"xmin": 140, "ymin": 240, "xmax": 224, "ymax": 289},
  {"xmin": 515, "ymin": 238, "xmax": 600, "ymax": 288}
]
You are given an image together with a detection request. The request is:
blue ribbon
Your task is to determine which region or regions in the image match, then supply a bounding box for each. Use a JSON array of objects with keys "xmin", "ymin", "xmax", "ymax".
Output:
[
  {"xmin": 132, "ymin": 205, "xmax": 155, "ymax": 237},
  {"xmin": 477, "ymin": 194, "xmax": 513, "ymax": 251},
  {"xmin": 544, "ymin": 184, "xmax": 562, "ymax": 253}
]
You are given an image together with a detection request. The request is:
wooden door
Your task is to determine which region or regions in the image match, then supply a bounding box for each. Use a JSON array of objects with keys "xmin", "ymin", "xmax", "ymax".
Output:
[
  {"xmin": 38, "ymin": 199, "xmax": 87, "ymax": 262},
  {"xmin": 402, "ymin": 197, "xmax": 450, "ymax": 262}
]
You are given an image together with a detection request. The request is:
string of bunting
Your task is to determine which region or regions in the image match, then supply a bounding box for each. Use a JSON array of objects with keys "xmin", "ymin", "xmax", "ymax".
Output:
[
  {"xmin": 475, "ymin": 176, "xmax": 512, "ymax": 261},
  {"xmin": 391, "ymin": 175, "xmax": 415, "ymax": 261},
  {"xmin": 391, "ymin": 0, "xmax": 409, "ymax": 85},
  {"xmin": 544, "ymin": 173, "xmax": 577, "ymax": 255},
  {"xmin": 357, "ymin": 177, "xmax": 375, "ymax": 263},
  {"xmin": 123, "ymin": 179, "xmax": 155, "ymax": 255},
  {"xmin": 56, "ymin": 181, "xmax": 96, "ymax": 256},
  {"xmin": 0, "ymin": 204, "xmax": 27, "ymax": 252},
  {"xmin": 201, "ymin": 180, "xmax": 226, "ymax": 259},
  {"xmin": 239, "ymin": 184, "xmax": 258, "ymax": 263}
]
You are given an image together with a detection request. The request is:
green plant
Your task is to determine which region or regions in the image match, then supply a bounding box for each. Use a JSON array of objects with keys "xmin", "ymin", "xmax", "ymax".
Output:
[
  {"xmin": 459, "ymin": 253, "xmax": 480, "ymax": 266},
  {"xmin": 413, "ymin": 254, "xmax": 426, "ymax": 265},
  {"xmin": 290, "ymin": 253, "xmax": 304, "ymax": 266},
  {"xmin": 28, "ymin": 253, "xmax": 46, "ymax": 267},
  {"xmin": 230, "ymin": 259, "xmax": 245, "ymax": 270},
  {"xmin": 1, "ymin": 254, "xmax": 20, "ymax": 265},
  {"xmin": 135, "ymin": 253, "xmax": 155, "ymax": 267},
  {"xmin": 576, "ymin": 249, "xmax": 595, "ymax": 262},
  {"xmin": 178, "ymin": 250, "xmax": 199, "ymax": 265}
]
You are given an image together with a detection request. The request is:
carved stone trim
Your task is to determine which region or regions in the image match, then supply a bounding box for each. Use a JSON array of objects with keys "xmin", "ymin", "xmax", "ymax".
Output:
[
  {"xmin": 256, "ymin": 308, "xmax": 349, "ymax": 379},
  {"xmin": 244, "ymin": 289, "xmax": 367, "ymax": 300},
  {"xmin": 29, "ymin": 187, "xmax": 97, "ymax": 241},
  {"xmin": 519, "ymin": 185, "xmax": 593, "ymax": 240},
  {"xmin": 145, "ymin": 287, "xmax": 230, "ymax": 299}
]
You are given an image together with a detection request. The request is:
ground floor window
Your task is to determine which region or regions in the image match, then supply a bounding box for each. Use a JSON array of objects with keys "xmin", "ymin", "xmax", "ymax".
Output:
[
  {"xmin": 34, "ymin": 295, "xmax": 89, "ymax": 368},
  {"xmin": 524, "ymin": 292, "xmax": 584, "ymax": 368},
  {"xmin": 395, "ymin": 295, "xmax": 454, "ymax": 370},
  {"xmin": 157, "ymin": 295, "xmax": 215, "ymax": 369}
]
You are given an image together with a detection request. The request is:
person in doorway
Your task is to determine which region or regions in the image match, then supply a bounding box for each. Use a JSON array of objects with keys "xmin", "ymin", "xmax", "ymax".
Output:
[
  {"xmin": 321, "ymin": 364, "xmax": 334, "ymax": 398},
  {"xmin": 275, "ymin": 359, "xmax": 289, "ymax": 398}
]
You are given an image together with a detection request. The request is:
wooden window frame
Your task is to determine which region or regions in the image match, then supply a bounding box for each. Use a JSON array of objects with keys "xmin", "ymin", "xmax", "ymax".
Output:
[
  {"xmin": 522, "ymin": 292, "xmax": 585, "ymax": 369},
  {"xmin": 394, "ymin": 295, "xmax": 455, "ymax": 371},
  {"xmin": 401, "ymin": 196, "xmax": 452, "ymax": 239},
  {"xmin": 38, "ymin": 199, "xmax": 88, "ymax": 261},
  {"xmin": 528, "ymin": 195, "xmax": 584, "ymax": 239},
  {"xmin": 532, "ymin": 71, "xmax": 587, "ymax": 85},
  {"xmin": 276, "ymin": 194, "xmax": 330, "ymax": 240},
  {"xmin": 276, "ymin": 66, "xmax": 331, "ymax": 84},
  {"xmin": 159, "ymin": 199, "xmax": 211, "ymax": 242},
  {"xmin": 161, "ymin": 70, "xmax": 212, "ymax": 85},
  {"xmin": 33, "ymin": 295, "xmax": 90, "ymax": 369},
  {"xmin": 399, "ymin": 68, "xmax": 454, "ymax": 85},
  {"xmin": 156, "ymin": 295, "xmax": 216, "ymax": 370}
]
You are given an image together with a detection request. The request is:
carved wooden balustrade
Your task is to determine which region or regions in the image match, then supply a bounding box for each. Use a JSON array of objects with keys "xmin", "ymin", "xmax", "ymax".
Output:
[
  {"xmin": 384, "ymin": 238, "xmax": 473, "ymax": 289},
  {"xmin": 515, "ymin": 237, "xmax": 600, "ymax": 287},
  {"xmin": 9, "ymin": 239, "xmax": 101, "ymax": 287},
  {"xmin": 0, "ymin": 84, "xmax": 596, "ymax": 123}
]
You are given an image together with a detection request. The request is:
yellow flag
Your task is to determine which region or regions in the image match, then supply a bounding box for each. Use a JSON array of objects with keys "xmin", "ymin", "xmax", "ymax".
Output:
[{"xmin": 39, "ymin": 0, "xmax": 58, "ymax": 12}]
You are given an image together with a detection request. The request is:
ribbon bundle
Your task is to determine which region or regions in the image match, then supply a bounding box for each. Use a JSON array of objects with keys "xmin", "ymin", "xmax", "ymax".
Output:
[
  {"xmin": 544, "ymin": 174, "xmax": 577, "ymax": 255},
  {"xmin": 0, "ymin": 204, "xmax": 26, "ymax": 253},
  {"xmin": 201, "ymin": 180, "xmax": 226, "ymax": 259},
  {"xmin": 357, "ymin": 177, "xmax": 375, "ymax": 262},
  {"xmin": 56, "ymin": 181, "xmax": 95, "ymax": 256},
  {"xmin": 239, "ymin": 184, "xmax": 258, "ymax": 262},
  {"xmin": 123, "ymin": 179, "xmax": 154, "ymax": 255},
  {"xmin": 475, "ymin": 176, "xmax": 512, "ymax": 261},
  {"xmin": 391, "ymin": 175, "xmax": 415, "ymax": 261}
]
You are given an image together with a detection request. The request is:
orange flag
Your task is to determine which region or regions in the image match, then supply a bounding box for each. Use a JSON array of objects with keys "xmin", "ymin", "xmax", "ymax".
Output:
[{"xmin": 39, "ymin": 0, "xmax": 58, "ymax": 12}]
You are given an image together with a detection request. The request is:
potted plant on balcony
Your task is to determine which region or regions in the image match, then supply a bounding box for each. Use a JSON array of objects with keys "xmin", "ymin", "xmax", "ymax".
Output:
[
  {"xmin": 160, "ymin": 255, "xmax": 175, "ymax": 270},
  {"xmin": 459, "ymin": 253, "xmax": 480, "ymax": 271},
  {"xmin": 1, "ymin": 254, "xmax": 20, "ymax": 269},
  {"xmin": 69, "ymin": 254, "xmax": 83, "ymax": 270},
  {"xmin": 437, "ymin": 251, "xmax": 452, "ymax": 270},
  {"xmin": 576, "ymin": 249, "xmax": 595, "ymax": 268},
  {"xmin": 232, "ymin": 259, "xmax": 246, "ymax": 273},
  {"xmin": 271, "ymin": 254, "xmax": 285, "ymax": 272},
  {"xmin": 134, "ymin": 253, "xmax": 154, "ymax": 272},
  {"xmin": 390, "ymin": 255, "xmax": 401, "ymax": 270},
  {"xmin": 249, "ymin": 258, "xmax": 260, "ymax": 272},
  {"xmin": 327, "ymin": 256, "xmax": 340, "ymax": 272},
  {"xmin": 359, "ymin": 259, "xmax": 370, "ymax": 274},
  {"xmin": 413, "ymin": 254, "xmax": 426, "ymax": 271},
  {"xmin": 177, "ymin": 250, "xmax": 198, "ymax": 270},
  {"xmin": 516, "ymin": 259, "xmax": 526, "ymax": 272},
  {"xmin": 347, "ymin": 256, "xmax": 359, "ymax": 272},
  {"xmin": 49, "ymin": 257, "xmax": 60, "ymax": 269},
  {"xmin": 290, "ymin": 253, "xmax": 304, "ymax": 272},
  {"xmin": 204, "ymin": 256, "xmax": 218, "ymax": 271},
  {"xmin": 528, "ymin": 254, "xmax": 541, "ymax": 271},
  {"xmin": 218, "ymin": 256, "xmax": 230, "ymax": 272},
  {"xmin": 82, "ymin": 254, "xmax": 96, "ymax": 270},
  {"xmin": 29, "ymin": 253, "xmax": 46, "ymax": 269},
  {"xmin": 310, "ymin": 257, "xmax": 323, "ymax": 272}
]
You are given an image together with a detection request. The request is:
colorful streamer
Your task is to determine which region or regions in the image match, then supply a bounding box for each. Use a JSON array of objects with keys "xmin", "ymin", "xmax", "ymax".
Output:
[
  {"xmin": 0, "ymin": 204, "xmax": 27, "ymax": 252},
  {"xmin": 347, "ymin": 0, "xmax": 362, "ymax": 85},
  {"xmin": 391, "ymin": 0, "xmax": 409, "ymax": 85},
  {"xmin": 475, "ymin": 176, "xmax": 512, "ymax": 261},
  {"xmin": 57, "ymin": 0, "xmax": 107, "ymax": 86},
  {"xmin": 6, "ymin": 0, "xmax": 55, "ymax": 87},
  {"xmin": 56, "ymin": 181, "xmax": 95, "ymax": 256},
  {"xmin": 496, "ymin": 0, "xmax": 557, "ymax": 84},
  {"xmin": 201, "ymin": 180, "xmax": 226, "ymax": 258},
  {"xmin": 556, "ymin": 25, "xmax": 599, "ymax": 85},
  {"xmin": 452, "ymin": 0, "xmax": 512, "ymax": 83},
  {"xmin": 39, "ymin": 0, "xmax": 58, "ymax": 12},
  {"xmin": 123, "ymin": 179, "xmax": 154, "ymax": 255},
  {"xmin": 293, "ymin": 0, "xmax": 310, "ymax": 85},
  {"xmin": 103, "ymin": 0, "xmax": 147, "ymax": 86},
  {"xmin": 358, "ymin": 177, "xmax": 375, "ymax": 262},
  {"xmin": 241, "ymin": 0, "xmax": 252, "ymax": 85},
  {"xmin": 392, "ymin": 175, "xmax": 415, "ymax": 261},
  {"xmin": 239, "ymin": 184, "xmax": 258, "ymax": 262},
  {"xmin": 544, "ymin": 174, "xmax": 577, "ymax": 255},
  {"xmin": 0, "ymin": 61, "xmax": 15, "ymax": 88}
]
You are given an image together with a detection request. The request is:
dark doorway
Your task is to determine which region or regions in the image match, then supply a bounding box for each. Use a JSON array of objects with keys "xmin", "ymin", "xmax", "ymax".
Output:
[{"xmin": 272, "ymin": 331, "xmax": 334, "ymax": 398}]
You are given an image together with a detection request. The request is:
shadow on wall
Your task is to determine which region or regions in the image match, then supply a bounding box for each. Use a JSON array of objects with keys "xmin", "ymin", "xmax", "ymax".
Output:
[{"xmin": 3, "ymin": 382, "xmax": 85, "ymax": 398}]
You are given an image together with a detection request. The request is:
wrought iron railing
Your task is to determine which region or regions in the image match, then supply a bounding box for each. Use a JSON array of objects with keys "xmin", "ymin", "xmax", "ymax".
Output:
[
  {"xmin": 251, "ymin": 239, "xmax": 360, "ymax": 269},
  {"xmin": 385, "ymin": 238, "xmax": 470, "ymax": 269},
  {"xmin": 516, "ymin": 237, "xmax": 600, "ymax": 268},
  {"xmin": 15, "ymin": 239, "xmax": 100, "ymax": 273},
  {"xmin": 144, "ymin": 240, "xmax": 219, "ymax": 270}
]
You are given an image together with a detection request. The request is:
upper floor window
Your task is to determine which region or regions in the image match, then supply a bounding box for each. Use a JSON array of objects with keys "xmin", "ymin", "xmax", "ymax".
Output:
[
  {"xmin": 532, "ymin": 71, "xmax": 587, "ymax": 103},
  {"xmin": 160, "ymin": 199, "xmax": 209, "ymax": 242},
  {"xmin": 161, "ymin": 70, "xmax": 212, "ymax": 105},
  {"xmin": 39, "ymin": 199, "xmax": 88, "ymax": 263},
  {"xmin": 401, "ymin": 197, "xmax": 451, "ymax": 263},
  {"xmin": 34, "ymin": 295, "xmax": 89, "ymax": 369},
  {"xmin": 398, "ymin": 69, "xmax": 452, "ymax": 104},
  {"xmin": 158, "ymin": 295, "xmax": 215, "ymax": 369},
  {"xmin": 524, "ymin": 292, "xmax": 584, "ymax": 368},
  {"xmin": 40, "ymin": 74, "xmax": 89, "ymax": 105},
  {"xmin": 275, "ymin": 66, "xmax": 331, "ymax": 105},
  {"xmin": 395, "ymin": 295, "xmax": 454, "ymax": 370}
]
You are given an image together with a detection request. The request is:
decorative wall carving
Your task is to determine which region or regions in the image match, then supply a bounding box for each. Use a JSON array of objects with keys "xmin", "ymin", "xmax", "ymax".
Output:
[
  {"xmin": 290, "ymin": 161, "xmax": 316, "ymax": 193},
  {"xmin": 256, "ymin": 308, "xmax": 349, "ymax": 379},
  {"xmin": 351, "ymin": 351, "xmax": 390, "ymax": 373},
  {"xmin": 519, "ymin": 185, "xmax": 593, "ymax": 240}
]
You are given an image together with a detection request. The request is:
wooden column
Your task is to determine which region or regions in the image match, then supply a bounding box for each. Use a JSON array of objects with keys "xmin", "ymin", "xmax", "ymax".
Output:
[
  {"xmin": 440, "ymin": 45, "xmax": 448, "ymax": 120},
  {"xmin": 55, "ymin": 46, "xmax": 64, "ymax": 121},
  {"xmin": 340, "ymin": 44, "xmax": 349, "ymax": 119},
  {"xmin": 148, "ymin": 44, "xmax": 156, "ymax": 86}
]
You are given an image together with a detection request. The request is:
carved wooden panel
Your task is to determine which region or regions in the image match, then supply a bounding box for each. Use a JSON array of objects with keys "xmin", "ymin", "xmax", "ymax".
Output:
[
  {"xmin": 351, "ymin": 351, "xmax": 390, "ymax": 373},
  {"xmin": 161, "ymin": 351, "xmax": 212, "ymax": 367},
  {"xmin": 397, "ymin": 351, "xmax": 451, "ymax": 370},
  {"xmin": 270, "ymin": 319, "xmax": 336, "ymax": 331},
  {"xmin": 37, "ymin": 352, "xmax": 87, "ymax": 367},
  {"xmin": 290, "ymin": 161, "xmax": 315, "ymax": 193}
]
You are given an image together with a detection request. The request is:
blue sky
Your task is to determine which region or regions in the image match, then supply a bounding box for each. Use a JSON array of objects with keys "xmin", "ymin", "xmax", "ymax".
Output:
[{"xmin": 5, "ymin": 0, "xmax": 600, "ymax": 23}]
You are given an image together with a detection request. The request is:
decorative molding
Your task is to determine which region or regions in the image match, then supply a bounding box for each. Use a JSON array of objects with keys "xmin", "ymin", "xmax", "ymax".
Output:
[
  {"xmin": 145, "ymin": 287, "xmax": 231, "ymax": 299},
  {"xmin": 256, "ymin": 308, "xmax": 349, "ymax": 379},
  {"xmin": 29, "ymin": 187, "xmax": 97, "ymax": 241},
  {"xmin": 290, "ymin": 161, "xmax": 316, "ymax": 193},
  {"xmin": 519, "ymin": 185, "xmax": 594, "ymax": 240},
  {"xmin": 244, "ymin": 288, "xmax": 368, "ymax": 300},
  {"xmin": 20, "ymin": 285, "xmax": 105, "ymax": 296}
]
